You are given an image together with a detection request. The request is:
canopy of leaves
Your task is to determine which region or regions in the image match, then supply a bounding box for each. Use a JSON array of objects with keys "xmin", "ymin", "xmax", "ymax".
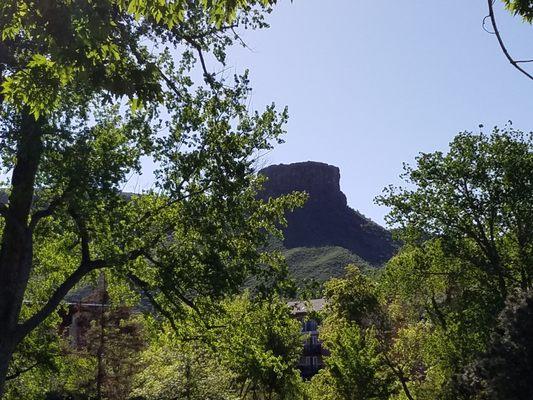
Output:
[
  {"xmin": 218, "ymin": 293, "xmax": 304, "ymax": 400},
  {"xmin": 373, "ymin": 128, "xmax": 533, "ymax": 398},
  {"xmin": 454, "ymin": 289, "xmax": 533, "ymax": 400},
  {"xmin": 377, "ymin": 127, "xmax": 533, "ymax": 301},
  {"xmin": 503, "ymin": 0, "xmax": 533, "ymax": 21},
  {"xmin": 0, "ymin": 0, "xmax": 306, "ymax": 392}
]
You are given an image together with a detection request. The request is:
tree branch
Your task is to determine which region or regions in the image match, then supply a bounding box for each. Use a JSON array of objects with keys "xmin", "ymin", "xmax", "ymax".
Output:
[
  {"xmin": 181, "ymin": 36, "xmax": 215, "ymax": 85},
  {"xmin": 382, "ymin": 353, "xmax": 415, "ymax": 400},
  {"xmin": 5, "ymin": 362, "xmax": 40, "ymax": 381},
  {"xmin": 17, "ymin": 208, "xmax": 97, "ymax": 339},
  {"xmin": 16, "ymin": 262, "xmax": 95, "ymax": 340},
  {"xmin": 69, "ymin": 208, "xmax": 91, "ymax": 264},
  {"xmin": 0, "ymin": 203, "xmax": 8, "ymax": 218},
  {"xmin": 141, "ymin": 252, "xmax": 200, "ymax": 313},
  {"xmin": 487, "ymin": 0, "xmax": 533, "ymax": 81},
  {"xmin": 29, "ymin": 188, "xmax": 72, "ymax": 231},
  {"xmin": 127, "ymin": 273, "xmax": 180, "ymax": 332}
]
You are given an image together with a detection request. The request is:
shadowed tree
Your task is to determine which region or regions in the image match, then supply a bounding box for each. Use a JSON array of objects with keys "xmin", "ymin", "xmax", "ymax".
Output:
[{"xmin": 454, "ymin": 289, "xmax": 533, "ymax": 400}]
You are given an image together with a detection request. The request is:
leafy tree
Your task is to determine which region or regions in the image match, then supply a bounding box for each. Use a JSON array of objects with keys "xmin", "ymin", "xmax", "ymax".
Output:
[
  {"xmin": 219, "ymin": 294, "xmax": 304, "ymax": 400},
  {"xmin": 317, "ymin": 322, "xmax": 393, "ymax": 400},
  {"xmin": 377, "ymin": 127, "xmax": 533, "ymax": 304},
  {"xmin": 316, "ymin": 265, "xmax": 462, "ymax": 400},
  {"xmin": 5, "ymin": 295, "xmax": 147, "ymax": 400},
  {"xmin": 503, "ymin": 0, "xmax": 533, "ymax": 21},
  {"xmin": 81, "ymin": 307, "xmax": 146, "ymax": 400},
  {"xmin": 0, "ymin": 0, "xmax": 304, "ymax": 394},
  {"xmin": 381, "ymin": 240, "xmax": 497, "ymax": 382},
  {"xmin": 376, "ymin": 128, "xmax": 533, "ymax": 398},
  {"xmin": 305, "ymin": 371, "xmax": 335, "ymax": 400},
  {"xmin": 453, "ymin": 289, "xmax": 533, "ymax": 400},
  {"xmin": 132, "ymin": 327, "xmax": 237, "ymax": 400},
  {"xmin": 132, "ymin": 294, "xmax": 304, "ymax": 400},
  {"xmin": 313, "ymin": 266, "xmax": 396, "ymax": 400},
  {"xmin": 1, "ymin": 319, "xmax": 63, "ymax": 400}
]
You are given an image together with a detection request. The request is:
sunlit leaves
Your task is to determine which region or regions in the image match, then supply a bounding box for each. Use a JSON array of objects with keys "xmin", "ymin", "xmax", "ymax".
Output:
[{"xmin": 503, "ymin": 0, "xmax": 533, "ymax": 21}]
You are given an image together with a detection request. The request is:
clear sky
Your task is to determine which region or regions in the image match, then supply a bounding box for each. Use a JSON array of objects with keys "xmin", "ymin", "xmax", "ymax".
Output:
[{"xmin": 220, "ymin": 0, "xmax": 533, "ymax": 226}]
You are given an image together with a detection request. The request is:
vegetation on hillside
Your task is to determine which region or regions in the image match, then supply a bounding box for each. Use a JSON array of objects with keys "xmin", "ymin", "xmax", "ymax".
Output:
[{"xmin": 284, "ymin": 246, "xmax": 370, "ymax": 286}]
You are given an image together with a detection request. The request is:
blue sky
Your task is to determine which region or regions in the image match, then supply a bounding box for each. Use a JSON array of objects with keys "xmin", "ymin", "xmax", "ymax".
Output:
[{"xmin": 221, "ymin": 0, "xmax": 533, "ymax": 225}]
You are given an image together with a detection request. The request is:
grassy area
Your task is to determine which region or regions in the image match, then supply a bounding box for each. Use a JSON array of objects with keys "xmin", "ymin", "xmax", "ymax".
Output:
[{"xmin": 284, "ymin": 246, "xmax": 371, "ymax": 285}]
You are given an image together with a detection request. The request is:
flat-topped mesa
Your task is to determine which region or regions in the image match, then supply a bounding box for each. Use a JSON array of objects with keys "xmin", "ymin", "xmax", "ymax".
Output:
[
  {"xmin": 259, "ymin": 161, "xmax": 397, "ymax": 265},
  {"xmin": 260, "ymin": 161, "xmax": 347, "ymax": 209}
]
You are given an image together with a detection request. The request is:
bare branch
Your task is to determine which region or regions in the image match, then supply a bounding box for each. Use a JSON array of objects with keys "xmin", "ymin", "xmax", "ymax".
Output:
[
  {"xmin": 487, "ymin": 0, "xmax": 533, "ymax": 81},
  {"xmin": 5, "ymin": 362, "xmax": 40, "ymax": 381}
]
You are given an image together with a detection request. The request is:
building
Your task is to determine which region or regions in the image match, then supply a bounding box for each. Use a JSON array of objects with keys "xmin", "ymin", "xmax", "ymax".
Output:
[{"xmin": 288, "ymin": 298, "xmax": 328, "ymax": 379}]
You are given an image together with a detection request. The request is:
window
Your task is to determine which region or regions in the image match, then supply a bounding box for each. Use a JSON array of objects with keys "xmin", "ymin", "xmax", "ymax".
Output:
[
  {"xmin": 311, "ymin": 335, "xmax": 319, "ymax": 344},
  {"xmin": 312, "ymin": 356, "xmax": 319, "ymax": 366},
  {"xmin": 305, "ymin": 320, "xmax": 317, "ymax": 331}
]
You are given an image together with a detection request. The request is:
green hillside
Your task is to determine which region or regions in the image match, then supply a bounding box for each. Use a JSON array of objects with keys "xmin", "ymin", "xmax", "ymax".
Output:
[{"xmin": 283, "ymin": 246, "xmax": 370, "ymax": 285}]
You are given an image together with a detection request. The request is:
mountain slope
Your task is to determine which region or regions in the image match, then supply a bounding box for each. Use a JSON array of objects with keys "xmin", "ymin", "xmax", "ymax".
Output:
[
  {"xmin": 260, "ymin": 161, "xmax": 397, "ymax": 266},
  {"xmin": 284, "ymin": 246, "xmax": 370, "ymax": 283}
]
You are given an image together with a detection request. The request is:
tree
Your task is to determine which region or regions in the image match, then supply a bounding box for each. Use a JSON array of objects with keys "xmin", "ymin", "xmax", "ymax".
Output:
[
  {"xmin": 132, "ymin": 294, "xmax": 304, "ymax": 400},
  {"xmin": 313, "ymin": 265, "xmax": 396, "ymax": 400},
  {"xmin": 454, "ymin": 289, "xmax": 533, "ymax": 400},
  {"xmin": 132, "ymin": 326, "xmax": 238, "ymax": 400},
  {"xmin": 381, "ymin": 238, "xmax": 506, "ymax": 393},
  {"xmin": 218, "ymin": 294, "xmax": 304, "ymax": 400},
  {"xmin": 0, "ymin": 0, "xmax": 304, "ymax": 394},
  {"xmin": 84, "ymin": 307, "xmax": 146, "ymax": 400},
  {"xmin": 316, "ymin": 322, "xmax": 393, "ymax": 400},
  {"xmin": 376, "ymin": 127, "xmax": 533, "ymax": 397},
  {"xmin": 377, "ymin": 127, "xmax": 533, "ymax": 303},
  {"xmin": 37, "ymin": 304, "xmax": 147, "ymax": 400}
]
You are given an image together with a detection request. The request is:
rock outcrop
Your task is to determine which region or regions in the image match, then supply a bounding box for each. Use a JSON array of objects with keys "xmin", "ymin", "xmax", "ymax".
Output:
[{"xmin": 260, "ymin": 161, "xmax": 397, "ymax": 265}]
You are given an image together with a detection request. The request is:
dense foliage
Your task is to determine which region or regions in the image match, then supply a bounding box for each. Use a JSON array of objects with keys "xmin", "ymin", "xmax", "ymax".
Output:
[
  {"xmin": 1, "ymin": 0, "xmax": 532, "ymax": 396},
  {"xmin": 453, "ymin": 289, "xmax": 533, "ymax": 400},
  {"xmin": 0, "ymin": 0, "xmax": 305, "ymax": 395},
  {"xmin": 4, "ymin": 294, "xmax": 303, "ymax": 400},
  {"xmin": 306, "ymin": 128, "xmax": 533, "ymax": 400}
]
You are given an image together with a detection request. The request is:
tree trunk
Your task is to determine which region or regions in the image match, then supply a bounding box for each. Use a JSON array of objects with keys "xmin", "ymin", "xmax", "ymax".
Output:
[
  {"xmin": 0, "ymin": 113, "xmax": 43, "ymax": 396},
  {"xmin": 96, "ymin": 303, "xmax": 106, "ymax": 400},
  {"xmin": 0, "ymin": 339, "xmax": 16, "ymax": 396}
]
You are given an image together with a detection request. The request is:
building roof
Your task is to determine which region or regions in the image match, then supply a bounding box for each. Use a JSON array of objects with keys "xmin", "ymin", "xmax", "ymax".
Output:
[{"xmin": 287, "ymin": 298, "xmax": 326, "ymax": 315}]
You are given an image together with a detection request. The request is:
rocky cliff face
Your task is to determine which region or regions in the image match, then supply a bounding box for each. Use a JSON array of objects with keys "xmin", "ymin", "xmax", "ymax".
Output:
[{"xmin": 260, "ymin": 161, "xmax": 397, "ymax": 265}]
